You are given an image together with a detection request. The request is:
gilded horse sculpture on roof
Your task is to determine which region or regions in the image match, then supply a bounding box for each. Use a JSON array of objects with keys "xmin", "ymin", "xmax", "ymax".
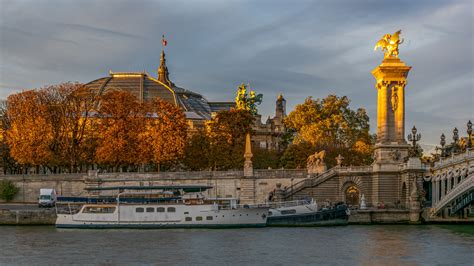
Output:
[{"xmin": 374, "ymin": 30, "xmax": 404, "ymax": 58}]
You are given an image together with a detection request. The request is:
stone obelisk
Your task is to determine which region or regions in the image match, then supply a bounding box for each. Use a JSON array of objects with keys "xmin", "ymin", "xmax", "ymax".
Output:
[
  {"xmin": 243, "ymin": 132, "xmax": 253, "ymax": 177},
  {"xmin": 240, "ymin": 132, "xmax": 256, "ymax": 204}
]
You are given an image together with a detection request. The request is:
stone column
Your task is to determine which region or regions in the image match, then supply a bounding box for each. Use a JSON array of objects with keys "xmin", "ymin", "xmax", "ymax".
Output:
[
  {"xmin": 395, "ymin": 83, "xmax": 406, "ymax": 144},
  {"xmin": 441, "ymin": 179, "xmax": 445, "ymax": 198},
  {"xmin": 377, "ymin": 83, "xmax": 389, "ymax": 143}
]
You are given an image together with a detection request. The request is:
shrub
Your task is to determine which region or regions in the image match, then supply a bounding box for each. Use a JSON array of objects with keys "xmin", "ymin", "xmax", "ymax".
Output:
[{"xmin": 0, "ymin": 180, "xmax": 19, "ymax": 202}]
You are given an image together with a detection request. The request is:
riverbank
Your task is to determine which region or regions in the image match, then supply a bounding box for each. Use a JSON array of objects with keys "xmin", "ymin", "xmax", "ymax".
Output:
[
  {"xmin": 0, "ymin": 209, "xmax": 56, "ymax": 225},
  {"xmin": 1, "ymin": 207, "xmax": 472, "ymax": 225}
]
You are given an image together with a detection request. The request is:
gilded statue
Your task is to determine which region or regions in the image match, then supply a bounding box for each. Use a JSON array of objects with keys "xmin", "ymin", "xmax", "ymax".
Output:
[
  {"xmin": 235, "ymin": 83, "xmax": 263, "ymax": 115},
  {"xmin": 374, "ymin": 30, "xmax": 404, "ymax": 58}
]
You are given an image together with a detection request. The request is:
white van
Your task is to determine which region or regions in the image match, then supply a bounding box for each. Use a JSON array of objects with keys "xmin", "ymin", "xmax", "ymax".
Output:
[{"xmin": 38, "ymin": 189, "xmax": 57, "ymax": 208}]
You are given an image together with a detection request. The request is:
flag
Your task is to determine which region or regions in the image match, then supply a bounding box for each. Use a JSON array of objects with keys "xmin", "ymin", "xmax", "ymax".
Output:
[{"xmin": 162, "ymin": 35, "xmax": 168, "ymax": 47}]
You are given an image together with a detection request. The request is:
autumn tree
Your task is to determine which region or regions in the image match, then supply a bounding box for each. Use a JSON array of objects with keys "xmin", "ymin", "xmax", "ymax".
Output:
[
  {"xmin": 5, "ymin": 83, "xmax": 96, "ymax": 173},
  {"xmin": 95, "ymin": 91, "xmax": 146, "ymax": 170},
  {"xmin": 39, "ymin": 83, "xmax": 96, "ymax": 172},
  {"xmin": 139, "ymin": 98, "xmax": 187, "ymax": 170},
  {"xmin": 0, "ymin": 101, "xmax": 19, "ymax": 174},
  {"xmin": 5, "ymin": 90, "xmax": 54, "ymax": 167},
  {"xmin": 284, "ymin": 95, "xmax": 374, "ymax": 167}
]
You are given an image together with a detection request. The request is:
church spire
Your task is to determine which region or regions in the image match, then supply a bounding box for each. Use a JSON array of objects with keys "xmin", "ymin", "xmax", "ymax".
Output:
[{"xmin": 158, "ymin": 35, "xmax": 172, "ymax": 86}]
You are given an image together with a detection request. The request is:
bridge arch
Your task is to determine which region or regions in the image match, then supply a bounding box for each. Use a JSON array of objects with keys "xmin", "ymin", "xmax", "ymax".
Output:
[{"xmin": 341, "ymin": 176, "xmax": 363, "ymax": 207}]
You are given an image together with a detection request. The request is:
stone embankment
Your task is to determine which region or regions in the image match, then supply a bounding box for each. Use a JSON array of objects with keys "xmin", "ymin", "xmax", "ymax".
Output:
[{"xmin": 0, "ymin": 209, "xmax": 56, "ymax": 225}]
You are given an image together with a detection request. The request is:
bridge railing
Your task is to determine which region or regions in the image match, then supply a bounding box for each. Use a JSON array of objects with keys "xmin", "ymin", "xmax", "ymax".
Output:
[
  {"xmin": 431, "ymin": 174, "xmax": 474, "ymax": 216},
  {"xmin": 432, "ymin": 149, "xmax": 474, "ymax": 170}
]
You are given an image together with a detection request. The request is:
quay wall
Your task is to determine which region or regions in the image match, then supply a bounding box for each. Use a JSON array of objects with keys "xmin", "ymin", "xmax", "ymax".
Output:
[
  {"xmin": 348, "ymin": 209, "xmax": 411, "ymax": 224},
  {"xmin": 0, "ymin": 209, "xmax": 56, "ymax": 225},
  {"xmin": 0, "ymin": 170, "xmax": 307, "ymax": 204}
]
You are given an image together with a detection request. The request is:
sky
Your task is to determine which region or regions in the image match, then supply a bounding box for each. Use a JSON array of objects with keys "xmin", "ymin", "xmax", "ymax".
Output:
[{"xmin": 0, "ymin": 0, "xmax": 473, "ymax": 152}]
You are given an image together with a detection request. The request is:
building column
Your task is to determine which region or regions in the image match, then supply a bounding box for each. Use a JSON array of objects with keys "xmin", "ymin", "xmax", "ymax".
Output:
[
  {"xmin": 441, "ymin": 179, "xmax": 445, "ymax": 198},
  {"xmin": 447, "ymin": 177, "xmax": 451, "ymax": 193},
  {"xmin": 432, "ymin": 180, "xmax": 436, "ymax": 204},
  {"xmin": 377, "ymin": 84, "xmax": 389, "ymax": 143},
  {"xmin": 396, "ymin": 85, "xmax": 406, "ymax": 143}
]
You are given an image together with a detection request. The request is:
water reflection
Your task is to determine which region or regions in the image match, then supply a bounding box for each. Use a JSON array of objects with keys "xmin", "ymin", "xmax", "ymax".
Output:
[{"xmin": 0, "ymin": 225, "xmax": 472, "ymax": 265}]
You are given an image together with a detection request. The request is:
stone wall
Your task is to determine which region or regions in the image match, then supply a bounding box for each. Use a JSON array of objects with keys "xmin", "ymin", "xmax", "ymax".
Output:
[
  {"xmin": 0, "ymin": 170, "xmax": 306, "ymax": 204},
  {"xmin": 348, "ymin": 209, "xmax": 411, "ymax": 224},
  {"xmin": 0, "ymin": 209, "xmax": 56, "ymax": 225}
]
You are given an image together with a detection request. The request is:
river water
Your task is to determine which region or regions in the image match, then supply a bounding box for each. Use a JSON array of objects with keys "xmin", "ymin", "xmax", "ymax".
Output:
[{"xmin": 1, "ymin": 225, "xmax": 473, "ymax": 265}]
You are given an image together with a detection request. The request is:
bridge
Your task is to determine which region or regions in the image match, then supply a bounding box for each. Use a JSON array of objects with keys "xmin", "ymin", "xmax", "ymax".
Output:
[{"xmin": 428, "ymin": 149, "xmax": 474, "ymax": 217}]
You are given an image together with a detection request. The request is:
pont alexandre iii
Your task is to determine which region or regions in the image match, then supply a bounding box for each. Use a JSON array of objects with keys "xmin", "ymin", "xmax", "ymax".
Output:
[{"xmin": 250, "ymin": 30, "xmax": 427, "ymax": 222}]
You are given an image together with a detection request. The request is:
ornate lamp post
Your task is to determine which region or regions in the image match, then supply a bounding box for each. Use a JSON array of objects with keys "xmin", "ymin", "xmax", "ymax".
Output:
[
  {"xmin": 440, "ymin": 133, "xmax": 446, "ymax": 157},
  {"xmin": 453, "ymin": 127, "xmax": 459, "ymax": 154},
  {"xmin": 408, "ymin": 126, "xmax": 421, "ymax": 147},
  {"xmin": 407, "ymin": 126, "xmax": 421, "ymax": 157},
  {"xmin": 467, "ymin": 120, "xmax": 472, "ymax": 149}
]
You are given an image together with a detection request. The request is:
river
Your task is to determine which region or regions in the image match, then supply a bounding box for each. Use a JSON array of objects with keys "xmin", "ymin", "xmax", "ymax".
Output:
[{"xmin": 1, "ymin": 225, "xmax": 473, "ymax": 265}]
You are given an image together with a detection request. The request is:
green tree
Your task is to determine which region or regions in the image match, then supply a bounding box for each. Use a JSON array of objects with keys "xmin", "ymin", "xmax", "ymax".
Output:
[
  {"xmin": 252, "ymin": 147, "xmax": 281, "ymax": 169},
  {"xmin": 0, "ymin": 180, "xmax": 19, "ymax": 202},
  {"xmin": 206, "ymin": 109, "xmax": 254, "ymax": 170},
  {"xmin": 284, "ymin": 95, "xmax": 374, "ymax": 168},
  {"xmin": 280, "ymin": 141, "xmax": 315, "ymax": 169},
  {"xmin": 183, "ymin": 130, "xmax": 211, "ymax": 170}
]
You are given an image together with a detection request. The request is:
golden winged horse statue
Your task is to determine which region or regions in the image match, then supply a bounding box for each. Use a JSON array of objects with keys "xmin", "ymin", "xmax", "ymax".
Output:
[{"xmin": 374, "ymin": 30, "xmax": 404, "ymax": 58}]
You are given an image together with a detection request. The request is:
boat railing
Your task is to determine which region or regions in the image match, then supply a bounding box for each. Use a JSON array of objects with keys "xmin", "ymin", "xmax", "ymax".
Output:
[
  {"xmin": 55, "ymin": 202, "xmax": 83, "ymax": 215},
  {"xmin": 266, "ymin": 199, "xmax": 313, "ymax": 209}
]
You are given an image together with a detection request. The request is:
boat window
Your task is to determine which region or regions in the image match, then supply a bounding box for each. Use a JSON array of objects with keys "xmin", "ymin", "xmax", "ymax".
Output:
[
  {"xmin": 146, "ymin": 207, "xmax": 154, "ymax": 213},
  {"xmin": 185, "ymin": 217, "xmax": 192, "ymax": 222},
  {"xmin": 196, "ymin": 216, "xmax": 203, "ymax": 221},
  {"xmin": 206, "ymin": 216, "xmax": 213, "ymax": 220},
  {"xmin": 268, "ymin": 211, "xmax": 273, "ymax": 216},
  {"xmin": 184, "ymin": 212, "xmax": 189, "ymax": 214},
  {"xmin": 157, "ymin": 207, "xmax": 165, "ymax": 212},
  {"xmin": 167, "ymin": 207, "xmax": 176, "ymax": 213},
  {"xmin": 281, "ymin": 209, "xmax": 297, "ymax": 215},
  {"xmin": 136, "ymin": 207, "xmax": 144, "ymax": 213},
  {"xmin": 83, "ymin": 207, "xmax": 115, "ymax": 214}
]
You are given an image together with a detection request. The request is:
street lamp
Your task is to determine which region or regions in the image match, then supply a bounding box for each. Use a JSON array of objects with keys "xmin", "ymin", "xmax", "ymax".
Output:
[
  {"xmin": 408, "ymin": 126, "xmax": 421, "ymax": 147},
  {"xmin": 467, "ymin": 120, "xmax": 472, "ymax": 149},
  {"xmin": 440, "ymin": 133, "xmax": 446, "ymax": 157},
  {"xmin": 407, "ymin": 126, "xmax": 421, "ymax": 157},
  {"xmin": 453, "ymin": 127, "xmax": 459, "ymax": 153}
]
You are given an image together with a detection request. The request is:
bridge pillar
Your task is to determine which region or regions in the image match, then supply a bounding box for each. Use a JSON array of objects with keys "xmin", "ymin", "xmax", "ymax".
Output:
[{"xmin": 371, "ymin": 57, "xmax": 413, "ymax": 207}]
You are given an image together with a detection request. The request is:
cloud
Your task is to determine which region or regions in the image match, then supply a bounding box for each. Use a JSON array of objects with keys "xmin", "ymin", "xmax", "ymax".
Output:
[{"xmin": 0, "ymin": 0, "xmax": 472, "ymax": 147}]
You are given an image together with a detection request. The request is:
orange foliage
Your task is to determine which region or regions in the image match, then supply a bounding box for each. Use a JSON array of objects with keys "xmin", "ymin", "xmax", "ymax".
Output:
[
  {"xmin": 95, "ymin": 91, "xmax": 146, "ymax": 167},
  {"xmin": 5, "ymin": 90, "xmax": 54, "ymax": 165},
  {"xmin": 95, "ymin": 92, "xmax": 187, "ymax": 168},
  {"xmin": 139, "ymin": 98, "xmax": 187, "ymax": 167}
]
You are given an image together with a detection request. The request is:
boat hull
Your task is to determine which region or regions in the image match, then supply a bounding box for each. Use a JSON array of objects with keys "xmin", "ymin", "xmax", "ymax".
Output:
[
  {"xmin": 267, "ymin": 205, "xmax": 349, "ymax": 226},
  {"xmin": 56, "ymin": 223, "xmax": 267, "ymax": 229},
  {"xmin": 56, "ymin": 204, "xmax": 268, "ymax": 229}
]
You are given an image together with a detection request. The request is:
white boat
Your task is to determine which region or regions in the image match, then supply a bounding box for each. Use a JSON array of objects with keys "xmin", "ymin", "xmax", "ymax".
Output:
[{"xmin": 55, "ymin": 185, "xmax": 269, "ymax": 229}]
